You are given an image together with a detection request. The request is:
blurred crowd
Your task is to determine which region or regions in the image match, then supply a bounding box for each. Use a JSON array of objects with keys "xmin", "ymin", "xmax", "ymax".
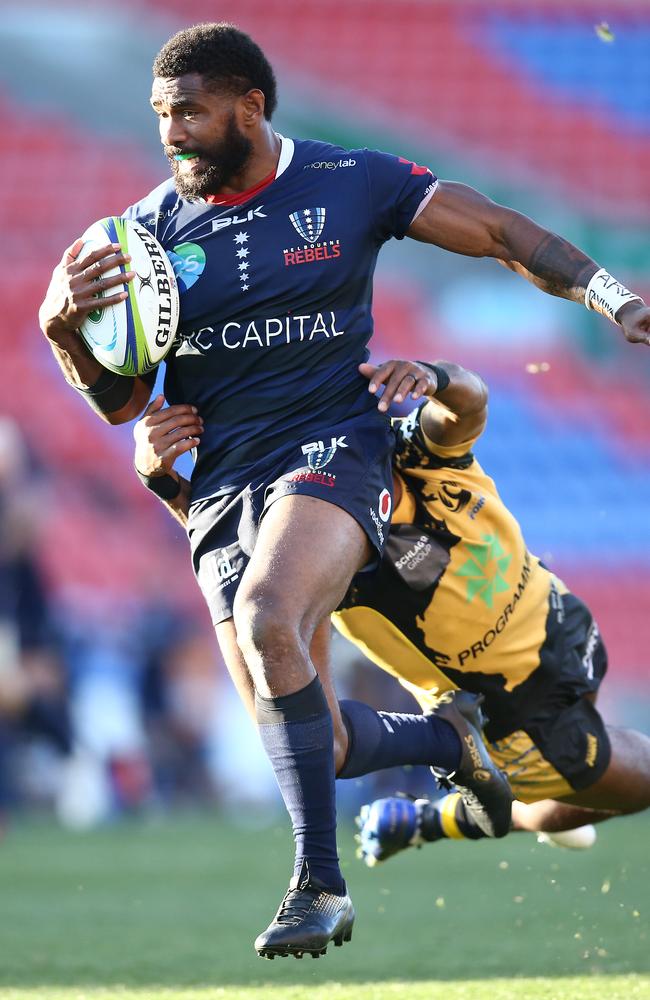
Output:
[{"xmin": 0, "ymin": 414, "xmax": 425, "ymax": 832}]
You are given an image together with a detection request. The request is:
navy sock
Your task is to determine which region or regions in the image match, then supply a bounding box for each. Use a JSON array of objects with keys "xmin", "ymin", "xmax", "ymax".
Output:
[
  {"xmin": 256, "ymin": 676, "xmax": 345, "ymax": 895},
  {"xmin": 338, "ymin": 699, "xmax": 461, "ymax": 778}
]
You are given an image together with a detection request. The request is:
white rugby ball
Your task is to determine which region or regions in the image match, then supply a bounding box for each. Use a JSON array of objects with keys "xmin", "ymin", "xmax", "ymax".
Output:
[{"xmin": 78, "ymin": 216, "xmax": 180, "ymax": 376}]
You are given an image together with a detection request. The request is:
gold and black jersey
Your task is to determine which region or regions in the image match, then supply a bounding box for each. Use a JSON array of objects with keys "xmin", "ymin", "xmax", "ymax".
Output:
[{"xmin": 334, "ymin": 406, "xmax": 578, "ymax": 740}]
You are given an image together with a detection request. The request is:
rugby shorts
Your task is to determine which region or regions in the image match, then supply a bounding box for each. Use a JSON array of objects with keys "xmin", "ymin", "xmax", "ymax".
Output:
[
  {"xmin": 488, "ymin": 592, "xmax": 610, "ymax": 802},
  {"xmin": 188, "ymin": 411, "xmax": 395, "ymax": 625},
  {"xmin": 407, "ymin": 590, "xmax": 611, "ymax": 803}
]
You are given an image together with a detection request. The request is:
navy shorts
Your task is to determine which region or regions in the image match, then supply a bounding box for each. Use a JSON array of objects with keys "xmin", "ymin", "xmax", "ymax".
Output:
[{"xmin": 189, "ymin": 411, "xmax": 395, "ymax": 625}]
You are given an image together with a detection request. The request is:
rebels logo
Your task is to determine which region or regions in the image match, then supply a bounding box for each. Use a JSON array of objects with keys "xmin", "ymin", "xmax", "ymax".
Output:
[
  {"xmin": 289, "ymin": 471, "xmax": 336, "ymax": 488},
  {"xmin": 284, "ymin": 240, "xmax": 341, "ymax": 267},
  {"xmin": 285, "ymin": 207, "xmax": 341, "ymax": 267},
  {"xmin": 289, "ymin": 207, "xmax": 326, "ymax": 243}
]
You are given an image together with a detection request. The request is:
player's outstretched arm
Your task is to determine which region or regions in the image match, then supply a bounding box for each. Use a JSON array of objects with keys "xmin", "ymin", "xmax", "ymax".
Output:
[
  {"xmin": 408, "ymin": 181, "xmax": 650, "ymax": 346},
  {"xmin": 417, "ymin": 360, "xmax": 487, "ymax": 448},
  {"xmin": 359, "ymin": 358, "xmax": 487, "ymax": 448},
  {"xmin": 132, "ymin": 394, "xmax": 200, "ymax": 527},
  {"xmin": 39, "ymin": 239, "xmax": 152, "ymax": 423}
]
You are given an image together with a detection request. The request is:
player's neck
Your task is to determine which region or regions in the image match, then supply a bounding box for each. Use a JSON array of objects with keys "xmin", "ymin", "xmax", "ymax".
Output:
[{"xmin": 208, "ymin": 126, "xmax": 281, "ymax": 202}]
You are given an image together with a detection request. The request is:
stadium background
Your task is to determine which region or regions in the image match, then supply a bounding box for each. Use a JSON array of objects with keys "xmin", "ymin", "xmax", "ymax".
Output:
[{"xmin": 1, "ymin": 0, "xmax": 649, "ymax": 835}]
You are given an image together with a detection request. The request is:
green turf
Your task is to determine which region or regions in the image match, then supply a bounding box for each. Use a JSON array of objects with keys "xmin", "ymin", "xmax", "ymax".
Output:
[
  {"xmin": 1, "ymin": 980, "xmax": 650, "ymax": 1000},
  {"xmin": 0, "ymin": 812, "xmax": 647, "ymax": 998}
]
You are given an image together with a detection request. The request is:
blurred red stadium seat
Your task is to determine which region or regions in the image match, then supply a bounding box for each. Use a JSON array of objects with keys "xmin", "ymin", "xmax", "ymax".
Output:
[{"xmin": 123, "ymin": 0, "xmax": 650, "ymax": 221}]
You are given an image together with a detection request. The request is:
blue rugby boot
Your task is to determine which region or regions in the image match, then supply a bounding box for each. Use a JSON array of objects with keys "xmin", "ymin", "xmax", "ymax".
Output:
[{"xmin": 355, "ymin": 796, "xmax": 428, "ymax": 866}]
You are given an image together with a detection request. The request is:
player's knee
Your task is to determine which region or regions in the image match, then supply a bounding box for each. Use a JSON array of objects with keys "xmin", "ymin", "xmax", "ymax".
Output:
[{"xmin": 233, "ymin": 591, "xmax": 304, "ymax": 671}]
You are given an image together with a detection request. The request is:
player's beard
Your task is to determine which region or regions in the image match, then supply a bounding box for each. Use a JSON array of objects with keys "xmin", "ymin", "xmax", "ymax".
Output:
[{"xmin": 166, "ymin": 113, "xmax": 253, "ymax": 199}]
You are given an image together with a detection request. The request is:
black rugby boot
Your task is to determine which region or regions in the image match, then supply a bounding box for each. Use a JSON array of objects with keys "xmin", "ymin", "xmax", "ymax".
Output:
[
  {"xmin": 254, "ymin": 865, "xmax": 355, "ymax": 960},
  {"xmin": 430, "ymin": 690, "xmax": 513, "ymax": 838}
]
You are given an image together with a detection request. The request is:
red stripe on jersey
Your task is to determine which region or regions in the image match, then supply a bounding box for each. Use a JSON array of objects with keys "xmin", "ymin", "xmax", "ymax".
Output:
[
  {"xmin": 398, "ymin": 156, "xmax": 430, "ymax": 176},
  {"xmin": 205, "ymin": 168, "xmax": 277, "ymax": 206}
]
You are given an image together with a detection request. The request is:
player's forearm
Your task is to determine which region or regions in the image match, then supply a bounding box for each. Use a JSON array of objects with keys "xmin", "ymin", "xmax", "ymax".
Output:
[
  {"xmin": 419, "ymin": 361, "xmax": 487, "ymax": 446},
  {"xmin": 43, "ymin": 330, "xmax": 147, "ymax": 424},
  {"xmin": 499, "ymin": 217, "xmax": 648, "ymax": 327},
  {"xmin": 150, "ymin": 474, "xmax": 191, "ymax": 528},
  {"xmin": 423, "ymin": 361, "xmax": 487, "ymax": 418},
  {"xmin": 498, "ymin": 224, "xmax": 598, "ymax": 305},
  {"xmin": 163, "ymin": 475, "xmax": 191, "ymax": 528},
  {"xmin": 44, "ymin": 325, "xmax": 106, "ymax": 390}
]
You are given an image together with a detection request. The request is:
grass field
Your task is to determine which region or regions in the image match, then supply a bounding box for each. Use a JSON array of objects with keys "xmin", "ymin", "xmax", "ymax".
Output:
[{"xmin": 0, "ymin": 811, "xmax": 648, "ymax": 1000}]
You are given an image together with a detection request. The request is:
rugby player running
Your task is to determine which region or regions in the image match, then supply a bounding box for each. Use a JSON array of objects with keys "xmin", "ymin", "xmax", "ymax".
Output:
[{"xmin": 38, "ymin": 22, "xmax": 650, "ymax": 959}]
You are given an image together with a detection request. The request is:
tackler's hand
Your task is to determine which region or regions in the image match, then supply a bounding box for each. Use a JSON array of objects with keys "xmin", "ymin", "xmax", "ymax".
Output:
[
  {"xmin": 359, "ymin": 360, "xmax": 438, "ymax": 412},
  {"xmin": 133, "ymin": 394, "xmax": 203, "ymax": 477}
]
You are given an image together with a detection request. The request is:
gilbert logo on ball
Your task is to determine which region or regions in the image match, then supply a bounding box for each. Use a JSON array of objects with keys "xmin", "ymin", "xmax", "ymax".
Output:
[{"xmin": 78, "ymin": 217, "xmax": 180, "ymax": 376}]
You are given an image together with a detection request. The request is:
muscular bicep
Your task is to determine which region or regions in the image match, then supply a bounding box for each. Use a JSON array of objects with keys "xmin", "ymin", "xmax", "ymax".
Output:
[
  {"xmin": 407, "ymin": 180, "xmax": 519, "ymax": 257},
  {"xmin": 408, "ymin": 180, "xmax": 597, "ymax": 303}
]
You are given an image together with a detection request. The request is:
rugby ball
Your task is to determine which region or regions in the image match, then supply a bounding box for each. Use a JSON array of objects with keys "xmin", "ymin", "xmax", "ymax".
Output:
[{"xmin": 78, "ymin": 216, "xmax": 180, "ymax": 376}]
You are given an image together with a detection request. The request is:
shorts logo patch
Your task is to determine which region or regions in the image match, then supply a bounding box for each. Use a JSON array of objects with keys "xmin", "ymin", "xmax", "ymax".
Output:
[
  {"xmin": 581, "ymin": 623, "xmax": 600, "ymax": 680},
  {"xmin": 309, "ymin": 447, "xmax": 335, "ymax": 470},
  {"xmin": 369, "ymin": 507, "xmax": 385, "ymax": 546},
  {"xmin": 378, "ymin": 488, "xmax": 392, "ymax": 522},
  {"xmin": 301, "ymin": 435, "xmax": 348, "ymax": 470},
  {"xmin": 288, "ymin": 471, "xmax": 336, "ymax": 488},
  {"xmin": 585, "ymin": 733, "xmax": 598, "ymax": 767},
  {"xmin": 205, "ymin": 549, "xmax": 239, "ymax": 592}
]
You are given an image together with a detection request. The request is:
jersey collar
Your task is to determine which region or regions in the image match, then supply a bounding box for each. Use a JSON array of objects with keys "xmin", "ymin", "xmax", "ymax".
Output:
[{"xmin": 204, "ymin": 135, "xmax": 294, "ymax": 207}]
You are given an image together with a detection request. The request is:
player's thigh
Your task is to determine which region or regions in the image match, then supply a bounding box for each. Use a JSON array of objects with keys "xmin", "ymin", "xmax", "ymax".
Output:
[
  {"xmin": 557, "ymin": 727, "xmax": 650, "ymax": 812},
  {"xmin": 235, "ymin": 493, "xmax": 371, "ymax": 636}
]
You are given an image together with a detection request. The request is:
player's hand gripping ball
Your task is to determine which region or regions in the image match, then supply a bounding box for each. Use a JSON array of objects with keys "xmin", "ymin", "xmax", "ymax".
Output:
[{"xmin": 78, "ymin": 217, "xmax": 180, "ymax": 376}]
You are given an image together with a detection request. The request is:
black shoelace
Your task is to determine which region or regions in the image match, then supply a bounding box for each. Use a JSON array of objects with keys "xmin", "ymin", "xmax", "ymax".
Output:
[{"xmin": 275, "ymin": 887, "xmax": 318, "ymax": 925}]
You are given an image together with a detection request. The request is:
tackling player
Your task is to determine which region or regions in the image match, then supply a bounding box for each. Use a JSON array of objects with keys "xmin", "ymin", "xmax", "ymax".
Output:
[
  {"xmin": 38, "ymin": 22, "xmax": 650, "ymax": 958},
  {"xmin": 335, "ymin": 359, "xmax": 650, "ymax": 864}
]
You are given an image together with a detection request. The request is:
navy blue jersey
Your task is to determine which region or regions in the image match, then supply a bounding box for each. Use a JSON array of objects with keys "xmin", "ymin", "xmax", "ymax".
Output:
[{"xmin": 124, "ymin": 137, "xmax": 436, "ymax": 499}]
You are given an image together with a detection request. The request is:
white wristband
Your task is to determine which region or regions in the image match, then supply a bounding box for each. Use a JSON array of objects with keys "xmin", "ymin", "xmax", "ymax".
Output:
[{"xmin": 585, "ymin": 268, "xmax": 642, "ymax": 323}]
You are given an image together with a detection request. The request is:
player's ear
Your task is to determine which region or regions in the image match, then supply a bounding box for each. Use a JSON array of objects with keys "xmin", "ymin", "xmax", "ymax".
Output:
[{"xmin": 239, "ymin": 88, "xmax": 265, "ymax": 126}]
